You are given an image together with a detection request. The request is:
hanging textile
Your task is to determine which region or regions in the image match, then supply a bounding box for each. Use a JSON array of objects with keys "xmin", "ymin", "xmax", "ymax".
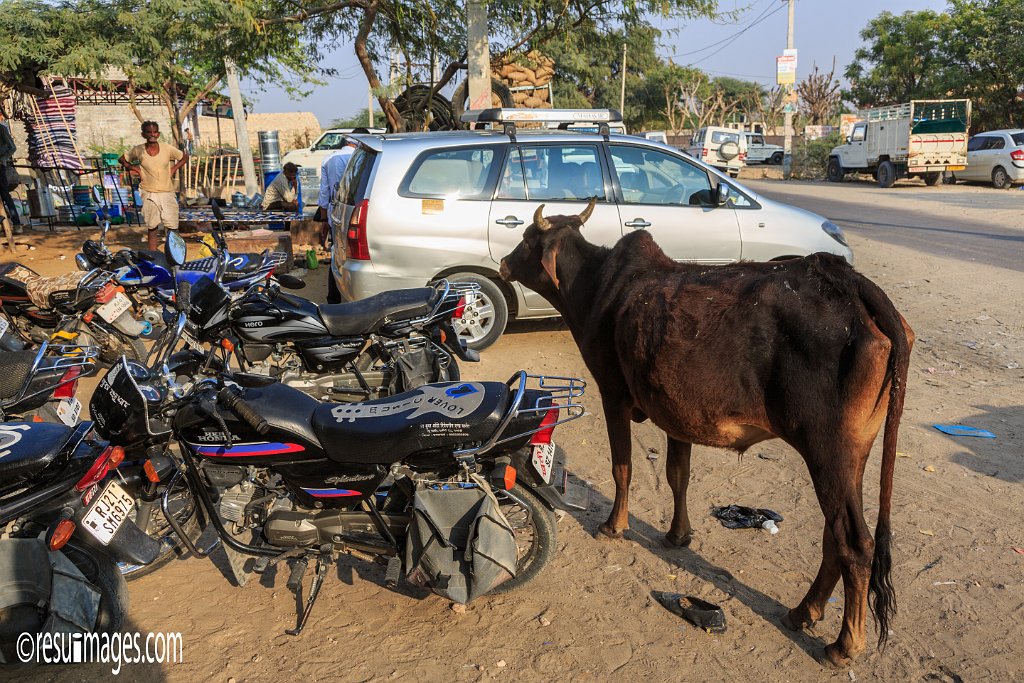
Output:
[{"xmin": 23, "ymin": 79, "xmax": 84, "ymax": 171}]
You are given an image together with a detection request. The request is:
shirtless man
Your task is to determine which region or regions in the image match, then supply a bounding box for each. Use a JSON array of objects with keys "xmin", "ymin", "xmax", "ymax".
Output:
[{"xmin": 119, "ymin": 121, "xmax": 189, "ymax": 250}]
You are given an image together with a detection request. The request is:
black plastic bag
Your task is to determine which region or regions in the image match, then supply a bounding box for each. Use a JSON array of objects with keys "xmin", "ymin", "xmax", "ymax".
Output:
[{"xmin": 710, "ymin": 504, "xmax": 783, "ymax": 529}]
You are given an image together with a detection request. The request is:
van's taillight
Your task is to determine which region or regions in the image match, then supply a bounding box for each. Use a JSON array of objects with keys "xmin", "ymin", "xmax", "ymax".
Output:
[
  {"xmin": 74, "ymin": 445, "xmax": 124, "ymax": 491},
  {"xmin": 739, "ymin": 152, "xmax": 747, "ymax": 160},
  {"xmin": 453, "ymin": 296, "xmax": 467, "ymax": 319},
  {"xmin": 701, "ymin": 149, "xmax": 708, "ymax": 157},
  {"xmin": 530, "ymin": 406, "xmax": 560, "ymax": 445},
  {"xmin": 1011, "ymin": 149, "xmax": 1024, "ymax": 161},
  {"xmin": 52, "ymin": 366, "xmax": 81, "ymax": 400},
  {"xmin": 346, "ymin": 199, "xmax": 371, "ymax": 260}
]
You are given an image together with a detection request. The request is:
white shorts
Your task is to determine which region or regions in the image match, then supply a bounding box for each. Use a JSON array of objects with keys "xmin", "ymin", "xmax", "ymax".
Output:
[{"xmin": 140, "ymin": 191, "xmax": 179, "ymax": 232}]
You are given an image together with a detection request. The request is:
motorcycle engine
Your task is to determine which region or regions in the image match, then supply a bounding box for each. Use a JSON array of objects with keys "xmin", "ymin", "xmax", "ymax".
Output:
[{"xmin": 219, "ymin": 481, "xmax": 255, "ymax": 523}]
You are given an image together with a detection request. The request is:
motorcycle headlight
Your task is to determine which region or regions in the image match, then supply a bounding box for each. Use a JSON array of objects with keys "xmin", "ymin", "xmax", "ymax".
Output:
[
  {"xmin": 75, "ymin": 253, "xmax": 91, "ymax": 271},
  {"xmin": 821, "ymin": 220, "xmax": 848, "ymax": 247}
]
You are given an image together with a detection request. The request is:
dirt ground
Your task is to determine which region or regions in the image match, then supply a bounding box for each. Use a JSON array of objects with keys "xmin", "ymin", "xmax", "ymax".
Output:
[{"xmin": 8, "ymin": 184, "xmax": 1024, "ymax": 682}]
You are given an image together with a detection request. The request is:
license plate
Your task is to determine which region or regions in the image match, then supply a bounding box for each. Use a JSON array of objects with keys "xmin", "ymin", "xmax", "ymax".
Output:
[
  {"xmin": 56, "ymin": 397, "xmax": 81, "ymax": 426},
  {"xmin": 81, "ymin": 480, "xmax": 135, "ymax": 546},
  {"xmin": 947, "ymin": 165, "xmax": 965, "ymax": 171},
  {"xmin": 909, "ymin": 167, "xmax": 926, "ymax": 173},
  {"xmin": 96, "ymin": 292, "xmax": 132, "ymax": 323},
  {"xmin": 531, "ymin": 442, "xmax": 556, "ymax": 484}
]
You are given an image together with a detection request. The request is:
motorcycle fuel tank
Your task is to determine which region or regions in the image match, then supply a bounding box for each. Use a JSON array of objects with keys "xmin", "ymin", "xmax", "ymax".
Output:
[{"xmin": 230, "ymin": 291, "xmax": 330, "ymax": 343}]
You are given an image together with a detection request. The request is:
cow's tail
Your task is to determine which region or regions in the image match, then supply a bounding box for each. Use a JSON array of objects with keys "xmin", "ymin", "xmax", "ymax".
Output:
[{"xmin": 858, "ymin": 276, "xmax": 911, "ymax": 651}]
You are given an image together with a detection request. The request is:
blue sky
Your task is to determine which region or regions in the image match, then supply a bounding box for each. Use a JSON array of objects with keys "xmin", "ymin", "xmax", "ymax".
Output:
[{"xmin": 243, "ymin": 0, "xmax": 949, "ymax": 127}]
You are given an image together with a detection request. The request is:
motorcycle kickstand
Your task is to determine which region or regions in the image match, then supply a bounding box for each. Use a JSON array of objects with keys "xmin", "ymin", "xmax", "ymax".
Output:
[{"xmin": 286, "ymin": 547, "xmax": 332, "ymax": 636}]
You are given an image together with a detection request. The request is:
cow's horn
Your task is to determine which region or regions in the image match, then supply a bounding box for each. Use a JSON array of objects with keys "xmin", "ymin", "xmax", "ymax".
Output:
[
  {"xmin": 534, "ymin": 204, "xmax": 552, "ymax": 231},
  {"xmin": 578, "ymin": 197, "xmax": 597, "ymax": 225}
]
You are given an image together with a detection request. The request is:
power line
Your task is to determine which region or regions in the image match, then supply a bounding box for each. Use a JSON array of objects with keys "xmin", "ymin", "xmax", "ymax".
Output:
[
  {"xmin": 688, "ymin": 3, "xmax": 788, "ymax": 66},
  {"xmin": 667, "ymin": 0, "xmax": 770, "ymax": 58}
]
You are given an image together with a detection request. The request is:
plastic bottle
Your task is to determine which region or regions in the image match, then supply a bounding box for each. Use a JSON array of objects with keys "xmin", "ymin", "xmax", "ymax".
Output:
[{"xmin": 762, "ymin": 519, "xmax": 779, "ymax": 535}]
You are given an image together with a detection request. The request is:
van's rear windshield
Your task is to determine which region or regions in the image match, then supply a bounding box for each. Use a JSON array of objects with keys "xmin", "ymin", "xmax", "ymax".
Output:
[
  {"xmin": 1012, "ymin": 133, "xmax": 1024, "ymax": 146},
  {"xmin": 337, "ymin": 148, "xmax": 372, "ymax": 205}
]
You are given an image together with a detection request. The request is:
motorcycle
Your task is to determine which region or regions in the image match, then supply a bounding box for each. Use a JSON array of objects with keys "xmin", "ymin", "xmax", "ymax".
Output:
[
  {"xmin": 89, "ymin": 349, "xmax": 585, "ymax": 632},
  {"xmin": 0, "ymin": 420, "xmax": 161, "ymax": 662},
  {"xmin": 0, "ymin": 338, "xmax": 98, "ymax": 425},
  {"xmin": 0, "ymin": 261, "xmax": 148, "ymax": 364},
  {"xmin": 75, "ymin": 194, "xmax": 290, "ymax": 333}
]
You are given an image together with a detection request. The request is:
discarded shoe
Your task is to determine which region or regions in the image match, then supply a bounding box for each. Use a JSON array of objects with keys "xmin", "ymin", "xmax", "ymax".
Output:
[{"xmin": 652, "ymin": 591, "xmax": 727, "ymax": 633}]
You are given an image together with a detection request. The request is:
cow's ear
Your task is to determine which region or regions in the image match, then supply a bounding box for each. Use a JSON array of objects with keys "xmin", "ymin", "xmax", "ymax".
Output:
[{"xmin": 541, "ymin": 241, "xmax": 560, "ymax": 290}]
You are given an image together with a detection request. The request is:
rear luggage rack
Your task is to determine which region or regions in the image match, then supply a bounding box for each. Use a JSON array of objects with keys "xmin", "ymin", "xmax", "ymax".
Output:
[
  {"xmin": 408, "ymin": 279, "xmax": 481, "ymax": 327},
  {"xmin": 455, "ymin": 370, "xmax": 586, "ymax": 457}
]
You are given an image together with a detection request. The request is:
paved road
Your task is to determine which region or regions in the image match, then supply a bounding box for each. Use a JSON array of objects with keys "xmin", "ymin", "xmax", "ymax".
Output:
[{"xmin": 743, "ymin": 179, "xmax": 1024, "ymax": 272}]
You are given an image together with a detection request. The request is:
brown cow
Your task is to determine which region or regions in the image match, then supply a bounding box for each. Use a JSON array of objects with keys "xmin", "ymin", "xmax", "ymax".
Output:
[{"xmin": 498, "ymin": 201, "xmax": 913, "ymax": 667}]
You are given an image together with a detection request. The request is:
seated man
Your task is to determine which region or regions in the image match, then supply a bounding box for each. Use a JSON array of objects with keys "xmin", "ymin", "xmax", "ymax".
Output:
[{"xmin": 262, "ymin": 162, "xmax": 299, "ymax": 211}]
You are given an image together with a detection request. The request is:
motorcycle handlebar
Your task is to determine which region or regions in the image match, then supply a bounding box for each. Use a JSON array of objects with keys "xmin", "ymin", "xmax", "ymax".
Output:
[{"xmin": 217, "ymin": 387, "xmax": 270, "ymax": 435}]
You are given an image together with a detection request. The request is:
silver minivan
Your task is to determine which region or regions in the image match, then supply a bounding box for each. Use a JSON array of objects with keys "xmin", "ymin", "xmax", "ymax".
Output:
[{"xmin": 328, "ymin": 114, "xmax": 852, "ymax": 350}]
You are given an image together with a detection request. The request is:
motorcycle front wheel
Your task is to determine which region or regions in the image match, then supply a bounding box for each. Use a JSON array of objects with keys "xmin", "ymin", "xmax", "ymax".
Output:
[
  {"xmin": 122, "ymin": 476, "xmax": 199, "ymax": 581},
  {"xmin": 490, "ymin": 484, "xmax": 556, "ymax": 593}
]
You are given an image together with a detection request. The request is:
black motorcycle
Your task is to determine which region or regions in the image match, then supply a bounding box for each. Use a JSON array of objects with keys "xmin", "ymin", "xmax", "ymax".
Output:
[
  {"xmin": 89, "ymin": 347, "xmax": 585, "ymax": 633},
  {"xmin": 0, "ymin": 420, "xmax": 161, "ymax": 662},
  {"xmin": 185, "ymin": 271, "xmax": 480, "ymax": 400},
  {"xmin": 0, "ymin": 339, "xmax": 98, "ymax": 425},
  {"xmin": 0, "ymin": 261, "xmax": 148, "ymax": 364}
]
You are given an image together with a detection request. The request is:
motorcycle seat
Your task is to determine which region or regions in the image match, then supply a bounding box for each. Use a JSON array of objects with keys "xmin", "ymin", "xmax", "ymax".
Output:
[
  {"xmin": 2, "ymin": 264, "xmax": 89, "ymax": 310},
  {"xmin": 0, "ymin": 351, "xmax": 37, "ymax": 401},
  {"xmin": 318, "ymin": 287, "xmax": 436, "ymax": 337},
  {"xmin": 0, "ymin": 422, "xmax": 79, "ymax": 483},
  {"xmin": 227, "ymin": 381, "xmax": 322, "ymax": 448},
  {"xmin": 311, "ymin": 381, "xmax": 508, "ymax": 464}
]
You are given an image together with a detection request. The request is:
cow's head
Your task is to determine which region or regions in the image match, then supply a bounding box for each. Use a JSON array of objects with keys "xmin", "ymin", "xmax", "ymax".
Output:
[{"xmin": 499, "ymin": 198, "xmax": 596, "ymax": 296}]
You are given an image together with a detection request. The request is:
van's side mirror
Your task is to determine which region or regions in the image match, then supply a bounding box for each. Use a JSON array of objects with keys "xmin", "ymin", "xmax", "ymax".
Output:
[{"xmin": 845, "ymin": 135, "xmax": 851, "ymax": 144}]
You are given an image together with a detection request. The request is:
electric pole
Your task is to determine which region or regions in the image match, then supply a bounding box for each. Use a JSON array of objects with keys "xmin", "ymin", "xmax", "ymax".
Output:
[
  {"xmin": 225, "ymin": 58, "xmax": 259, "ymax": 196},
  {"xmin": 782, "ymin": 0, "xmax": 795, "ymax": 179},
  {"xmin": 467, "ymin": 0, "xmax": 493, "ymax": 111},
  {"xmin": 368, "ymin": 85, "xmax": 375, "ymax": 128},
  {"xmin": 620, "ymin": 43, "xmax": 627, "ymax": 114}
]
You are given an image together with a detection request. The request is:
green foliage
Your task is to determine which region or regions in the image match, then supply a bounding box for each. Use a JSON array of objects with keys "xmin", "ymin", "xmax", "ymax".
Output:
[
  {"xmin": 846, "ymin": 2, "xmax": 1024, "ymax": 131},
  {"xmin": 328, "ymin": 109, "xmax": 378, "ymax": 129},
  {"xmin": 790, "ymin": 132, "xmax": 844, "ymax": 180}
]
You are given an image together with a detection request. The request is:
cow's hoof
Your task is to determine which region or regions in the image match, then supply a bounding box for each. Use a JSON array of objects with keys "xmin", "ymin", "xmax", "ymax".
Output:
[
  {"xmin": 822, "ymin": 643, "xmax": 855, "ymax": 669},
  {"xmin": 598, "ymin": 523, "xmax": 625, "ymax": 540},
  {"xmin": 782, "ymin": 607, "xmax": 818, "ymax": 631},
  {"xmin": 663, "ymin": 531, "xmax": 692, "ymax": 547}
]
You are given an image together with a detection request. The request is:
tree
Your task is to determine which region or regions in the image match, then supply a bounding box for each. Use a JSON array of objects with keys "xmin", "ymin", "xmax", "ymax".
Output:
[
  {"xmin": 844, "ymin": 10, "xmax": 948, "ymax": 106},
  {"xmin": 0, "ymin": 0, "xmax": 322, "ymax": 146},
  {"xmin": 797, "ymin": 60, "xmax": 842, "ymax": 125},
  {"xmin": 304, "ymin": 0, "xmax": 721, "ymax": 131},
  {"xmin": 329, "ymin": 108, "xmax": 377, "ymax": 129},
  {"xmin": 941, "ymin": 0, "xmax": 1024, "ymax": 130}
]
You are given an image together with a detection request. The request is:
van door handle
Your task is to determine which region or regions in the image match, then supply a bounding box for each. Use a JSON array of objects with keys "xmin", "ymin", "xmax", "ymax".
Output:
[
  {"xmin": 496, "ymin": 216, "xmax": 524, "ymax": 227},
  {"xmin": 625, "ymin": 218, "xmax": 651, "ymax": 229}
]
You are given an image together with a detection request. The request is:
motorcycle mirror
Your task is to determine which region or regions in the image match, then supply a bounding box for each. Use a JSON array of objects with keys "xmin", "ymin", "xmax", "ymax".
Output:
[
  {"xmin": 275, "ymin": 273, "xmax": 306, "ymax": 290},
  {"xmin": 74, "ymin": 253, "xmax": 91, "ymax": 271},
  {"xmin": 166, "ymin": 230, "xmax": 187, "ymax": 266},
  {"xmin": 210, "ymin": 200, "xmax": 225, "ymax": 223},
  {"xmin": 92, "ymin": 186, "xmax": 104, "ymax": 205}
]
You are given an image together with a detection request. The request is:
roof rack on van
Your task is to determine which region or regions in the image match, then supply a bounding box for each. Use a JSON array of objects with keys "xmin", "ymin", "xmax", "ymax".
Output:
[{"xmin": 460, "ymin": 108, "xmax": 623, "ymax": 142}]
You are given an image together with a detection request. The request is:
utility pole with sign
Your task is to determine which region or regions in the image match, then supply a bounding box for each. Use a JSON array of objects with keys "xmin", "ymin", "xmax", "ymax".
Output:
[
  {"xmin": 467, "ymin": 0, "xmax": 493, "ymax": 112},
  {"xmin": 779, "ymin": 0, "xmax": 796, "ymax": 179}
]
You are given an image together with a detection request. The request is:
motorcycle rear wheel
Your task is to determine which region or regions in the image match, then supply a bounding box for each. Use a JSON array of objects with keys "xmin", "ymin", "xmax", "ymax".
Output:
[
  {"xmin": 75, "ymin": 321, "xmax": 147, "ymax": 365},
  {"xmin": 490, "ymin": 484, "xmax": 556, "ymax": 594}
]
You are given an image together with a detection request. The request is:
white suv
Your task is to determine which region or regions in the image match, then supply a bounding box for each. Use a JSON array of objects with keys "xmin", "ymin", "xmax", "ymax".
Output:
[
  {"xmin": 686, "ymin": 126, "xmax": 747, "ymax": 177},
  {"xmin": 327, "ymin": 110, "xmax": 852, "ymax": 350}
]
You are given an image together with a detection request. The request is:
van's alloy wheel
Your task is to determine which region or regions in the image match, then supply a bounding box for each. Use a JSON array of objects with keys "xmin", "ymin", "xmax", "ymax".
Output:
[{"xmin": 445, "ymin": 273, "xmax": 508, "ymax": 351}]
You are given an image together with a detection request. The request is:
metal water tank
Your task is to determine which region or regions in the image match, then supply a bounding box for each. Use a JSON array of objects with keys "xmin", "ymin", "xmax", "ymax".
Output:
[{"xmin": 258, "ymin": 131, "xmax": 282, "ymax": 173}]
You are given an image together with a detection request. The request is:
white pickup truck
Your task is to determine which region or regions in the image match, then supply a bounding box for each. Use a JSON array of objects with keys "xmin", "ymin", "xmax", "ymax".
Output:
[
  {"xmin": 744, "ymin": 133, "xmax": 784, "ymax": 165},
  {"xmin": 827, "ymin": 99, "xmax": 971, "ymax": 187}
]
